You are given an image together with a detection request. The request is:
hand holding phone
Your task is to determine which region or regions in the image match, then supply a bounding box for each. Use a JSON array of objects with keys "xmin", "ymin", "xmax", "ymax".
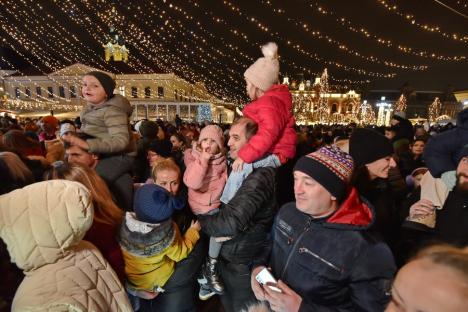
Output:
[{"xmin": 255, "ymin": 268, "xmax": 282, "ymax": 293}]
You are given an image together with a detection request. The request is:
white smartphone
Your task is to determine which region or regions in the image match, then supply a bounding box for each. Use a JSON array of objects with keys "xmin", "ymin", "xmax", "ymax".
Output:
[{"xmin": 255, "ymin": 268, "xmax": 282, "ymax": 293}]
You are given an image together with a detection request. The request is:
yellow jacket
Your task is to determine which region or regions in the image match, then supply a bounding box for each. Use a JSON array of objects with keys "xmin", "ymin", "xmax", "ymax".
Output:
[{"xmin": 119, "ymin": 213, "xmax": 200, "ymax": 291}]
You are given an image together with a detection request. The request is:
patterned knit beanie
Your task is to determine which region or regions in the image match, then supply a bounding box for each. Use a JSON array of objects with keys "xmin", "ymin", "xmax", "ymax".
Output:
[
  {"xmin": 244, "ymin": 42, "xmax": 280, "ymax": 91},
  {"xmin": 294, "ymin": 145, "xmax": 354, "ymax": 201},
  {"xmin": 85, "ymin": 71, "xmax": 116, "ymax": 99}
]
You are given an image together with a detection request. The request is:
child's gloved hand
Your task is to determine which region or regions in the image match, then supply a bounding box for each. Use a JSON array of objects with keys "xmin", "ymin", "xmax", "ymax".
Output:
[{"xmin": 232, "ymin": 157, "xmax": 245, "ymax": 172}]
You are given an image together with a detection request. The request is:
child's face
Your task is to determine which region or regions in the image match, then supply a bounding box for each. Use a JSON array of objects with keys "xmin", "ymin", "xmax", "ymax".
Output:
[
  {"xmin": 245, "ymin": 79, "xmax": 258, "ymax": 101},
  {"xmin": 411, "ymin": 141, "xmax": 425, "ymax": 156},
  {"xmin": 82, "ymin": 75, "xmax": 107, "ymax": 105},
  {"xmin": 200, "ymin": 138, "xmax": 220, "ymax": 155},
  {"xmin": 413, "ymin": 173, "xmax": 424, "ymax": 188}
]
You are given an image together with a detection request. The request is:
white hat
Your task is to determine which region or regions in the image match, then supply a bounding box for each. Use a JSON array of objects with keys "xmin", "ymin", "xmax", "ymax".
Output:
[{"xmin": 60, "ymin": 123, "xmax": 76, "ymax": 137}]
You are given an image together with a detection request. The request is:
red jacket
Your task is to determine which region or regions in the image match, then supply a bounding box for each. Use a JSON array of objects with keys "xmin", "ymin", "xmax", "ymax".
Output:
[
  {"xmin": 238, "ymin": 84, "xmax": 296, "ymax": 163},
  {"xmin": 84, "ymin": 220, "xmax": 126, "ymax": 284}
]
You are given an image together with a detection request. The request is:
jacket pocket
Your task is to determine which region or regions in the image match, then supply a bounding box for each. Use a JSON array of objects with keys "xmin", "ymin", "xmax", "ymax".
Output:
[{"xmin": 298, "ymin": 247, "xmax": 344, "ymax": 274}]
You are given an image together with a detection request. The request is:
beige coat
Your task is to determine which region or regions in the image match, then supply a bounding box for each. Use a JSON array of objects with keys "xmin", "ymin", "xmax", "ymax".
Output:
[{"xmin": 0, "ymin": 180, "xmax": 132, "ymax": 311}]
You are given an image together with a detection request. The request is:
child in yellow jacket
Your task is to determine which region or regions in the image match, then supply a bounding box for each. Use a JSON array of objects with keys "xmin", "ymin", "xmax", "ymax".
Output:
[{"xmin": 119, "ymin": 183, "xmax": 200, "ymax": 310}]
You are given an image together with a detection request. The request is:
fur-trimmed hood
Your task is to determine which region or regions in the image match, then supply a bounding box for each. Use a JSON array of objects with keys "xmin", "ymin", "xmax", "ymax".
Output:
[{"xmin": 118, "ymin": 212, "xmax": 175, "ymax": 257}]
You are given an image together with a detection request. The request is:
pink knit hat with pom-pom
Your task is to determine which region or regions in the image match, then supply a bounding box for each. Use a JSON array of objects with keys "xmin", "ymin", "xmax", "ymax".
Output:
[{"xmin": 244, "ymin": 42, "xmax": 280, "ymax": 91}]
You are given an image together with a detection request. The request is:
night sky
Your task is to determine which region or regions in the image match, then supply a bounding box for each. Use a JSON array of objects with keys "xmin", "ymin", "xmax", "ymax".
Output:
[{"xmin": 0, "ymin": 0, "xmax": 467, "ymax": 103}]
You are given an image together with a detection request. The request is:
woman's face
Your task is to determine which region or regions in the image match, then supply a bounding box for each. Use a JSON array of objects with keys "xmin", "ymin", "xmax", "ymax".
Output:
[
  {"xmin": 411, "ymin": 141, "xmax": 425, "ymax": 156},
  {"xmin": 385, "ymin": 259, "xmax": 468, "ymax": 312},
  {"xmin": 154, "ymin": 169, "xmax": 180, "ymax": 195},
  {"xmin": 170, "ymin": 135, "xmax": 183, "ymax": 150},
  {"xmin": 366, "ymin": 156, "xmax": 396, "ymax": 179}
]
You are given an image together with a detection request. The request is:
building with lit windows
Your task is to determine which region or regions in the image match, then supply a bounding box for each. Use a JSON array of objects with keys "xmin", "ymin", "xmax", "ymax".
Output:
[{"xmin": 0, "ymin": 63, "xmax": 234, "ymax": 123}]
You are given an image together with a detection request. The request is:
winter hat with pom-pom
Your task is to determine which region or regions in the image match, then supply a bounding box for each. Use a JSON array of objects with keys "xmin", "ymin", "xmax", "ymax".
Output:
[{"xmin": 244, "ymin": 42, "xmax": 280, "ymax": 91}]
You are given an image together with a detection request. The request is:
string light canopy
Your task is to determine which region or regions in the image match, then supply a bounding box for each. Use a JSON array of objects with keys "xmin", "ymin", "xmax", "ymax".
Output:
[{"xmin": 0, "ymin": 0, "xmax": 466, "ymax": 104}]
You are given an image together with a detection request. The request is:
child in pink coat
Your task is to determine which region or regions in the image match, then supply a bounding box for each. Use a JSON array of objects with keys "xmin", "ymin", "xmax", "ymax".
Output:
[{"xmin": 183, "ymin": 125, "xmax": 228, "ymax": 297}]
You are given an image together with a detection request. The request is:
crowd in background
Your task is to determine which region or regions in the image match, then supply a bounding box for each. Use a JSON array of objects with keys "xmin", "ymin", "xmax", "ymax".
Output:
[{"xmin": 1, "ymin": 41, "xmax": 467, "ymax": 312}]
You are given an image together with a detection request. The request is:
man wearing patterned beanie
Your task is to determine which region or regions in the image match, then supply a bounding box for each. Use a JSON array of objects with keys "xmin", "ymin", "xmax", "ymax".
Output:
[{"xmin": 250, "ymin": 145, "xmax": 396, "ymax": 312}]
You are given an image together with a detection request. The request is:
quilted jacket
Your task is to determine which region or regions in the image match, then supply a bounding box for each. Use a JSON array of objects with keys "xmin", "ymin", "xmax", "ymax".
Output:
[
  {"xmin": 238, "ymin": 84, "xmax": 297, "ymax": 163},
  {"xmin": 80, "ymin": 94, "xmax": 136, "ymax": 155},
  {"xmin": 0, "ymin": 180, "xmax": 132, "ymax": 312}
]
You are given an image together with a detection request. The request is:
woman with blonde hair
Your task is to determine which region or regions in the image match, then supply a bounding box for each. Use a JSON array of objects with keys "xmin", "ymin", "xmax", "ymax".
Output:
[{"xmin": 44, "ymin": 162, "xmax": 125, "ymax": 282}]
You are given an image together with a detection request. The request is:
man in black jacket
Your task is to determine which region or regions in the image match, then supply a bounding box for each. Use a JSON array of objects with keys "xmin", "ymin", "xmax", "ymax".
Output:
[
  {"xmin": 251, "ymin": 145, "xmax": 396, "ymax": 312},
  {"xmin": 199, "ymin": 118, "xmax": 277, "ymax": 312}
]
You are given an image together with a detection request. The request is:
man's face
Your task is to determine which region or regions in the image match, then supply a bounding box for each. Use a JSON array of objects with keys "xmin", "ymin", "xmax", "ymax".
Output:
[
  {"xmin": 456, "ymin": 156, "xmax": 468, "ymax": 191},
  {"xmin": 293, "ymin": 171, "xmax": 336, "ymax": 217},
  {"xmin": 228, "ymin": 123, "xmax": 248, "ymax": 160},
  {"xmin": 66, "ymin": 145, "xmax": 98, "ymax": 168}
]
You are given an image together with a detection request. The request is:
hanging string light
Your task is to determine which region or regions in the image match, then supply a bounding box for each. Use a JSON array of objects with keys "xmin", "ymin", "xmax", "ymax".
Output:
[
  {"xmin": 255, "ymin": 0, "xmax": 431, "ymax": 69},
  {"xmin": 377, "ymin": 0, "xmax": 468, "ymax": 44}
]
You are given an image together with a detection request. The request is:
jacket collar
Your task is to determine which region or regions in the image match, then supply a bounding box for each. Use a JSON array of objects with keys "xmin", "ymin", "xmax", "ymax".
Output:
[{"xmin": 325, "ymin": 187, "xmax": 374, "ymax": 230}]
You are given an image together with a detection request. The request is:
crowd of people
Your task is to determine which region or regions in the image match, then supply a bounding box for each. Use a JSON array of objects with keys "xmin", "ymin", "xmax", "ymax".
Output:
[{"xmin": 0, "ymin": 42, "xmax": 467, "ymax": 312}]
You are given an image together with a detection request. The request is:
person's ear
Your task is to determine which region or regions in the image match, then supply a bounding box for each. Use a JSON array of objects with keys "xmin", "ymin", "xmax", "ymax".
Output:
[{"xmin": 331, "ymin": 195, "xmax": 337, "ymax": 201}]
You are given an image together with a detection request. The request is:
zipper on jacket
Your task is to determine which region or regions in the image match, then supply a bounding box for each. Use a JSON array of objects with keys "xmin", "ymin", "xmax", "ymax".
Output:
[
  {"xmin": 280, "ymin": 217, "xmax": 312, "ymax": 279},
  {"xmin": 298, "ymin": 247, "xmax": 343, "ymax": 273}
]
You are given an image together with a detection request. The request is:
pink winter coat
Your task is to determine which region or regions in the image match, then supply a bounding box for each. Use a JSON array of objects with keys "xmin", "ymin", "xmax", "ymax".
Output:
[
  {"xmin": 183, "ymin": 148, "xmax": 228, "ymax": 215},
  {"xmin": 238, "ymin": 84, "xmax": 296, "ymax": 164}
]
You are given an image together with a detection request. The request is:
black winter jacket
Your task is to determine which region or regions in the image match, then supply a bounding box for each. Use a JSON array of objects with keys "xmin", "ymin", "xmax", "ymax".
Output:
[
  {"xmin": 199, "ymin": 167, "xmax": 277, "ymax": 264},
  {"xmin": 268, "ymin": 188, "xmax": 396, "ymax": 311},
  {"xmin": 424, "ymin": 108, "xmax": 468, "ymax": 177}
]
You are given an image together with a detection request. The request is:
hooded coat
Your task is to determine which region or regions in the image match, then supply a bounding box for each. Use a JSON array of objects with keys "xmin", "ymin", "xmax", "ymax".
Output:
[
  {"xmin": 238, "ymin": 84, "xmax": 296, "ymax": 163},
  {"xmin": 0, "ymin": 180, "xmax": 132, "ymax": 312},
  {"xmin": 80, "ymin": 94, "xmax": 136, "ymax": 155},
  {"xmin": 268, "ymin": 188, "xmax": 396, "ymax": 311},
  {"xmin": 183, "ymin": 148, "xmax": 227, "ymax": 215}
]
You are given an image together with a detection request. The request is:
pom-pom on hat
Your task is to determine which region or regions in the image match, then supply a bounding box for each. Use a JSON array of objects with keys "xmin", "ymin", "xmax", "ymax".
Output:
[
  {"xmin": 349, "ymin": 128, "xmax": 394, "ymax": 167},
  {"xmin": 244, "ymin": 42, "xmax": 280, "ymax": 92},
  {"xmin": 85, "ymin": 71, "xmax": 116, "ymax": 99},
  {"xmin": 294, "ymin": 145, "xmax": 354, "ymax": 202},
  {"xmin": 198, "ymin": 125, "xmax": 224, "ymax": 151}
]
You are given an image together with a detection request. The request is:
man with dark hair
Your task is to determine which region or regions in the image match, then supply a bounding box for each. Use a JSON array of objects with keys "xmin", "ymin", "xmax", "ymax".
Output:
[
  {"xmin": 251, "ymin": 146, "xmax": 396, "ymax": 311},
  {"xmin": 64, "ymin": 133, "xmax": 133, "ymax": 211},
  {"xmin": 198, "ymin": 117, "xmax": 276, "ymax": 312}
]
